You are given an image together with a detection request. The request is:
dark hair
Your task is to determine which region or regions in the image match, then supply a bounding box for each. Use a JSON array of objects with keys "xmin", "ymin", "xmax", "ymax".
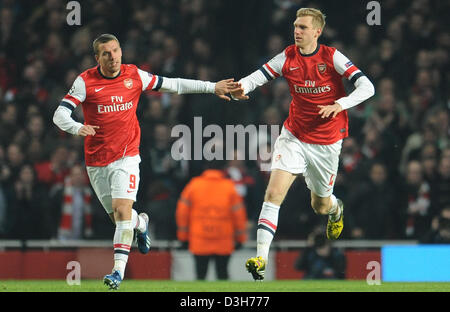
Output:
[{"xmin": 93, "ymin": 34, "xmax": 120, "ymax": 55}]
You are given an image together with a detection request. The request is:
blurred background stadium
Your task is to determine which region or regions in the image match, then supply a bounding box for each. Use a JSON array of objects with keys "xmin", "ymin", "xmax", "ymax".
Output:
[{"xmin": 0, "ymin": 0, "xmax": 448, "ymax": 282}]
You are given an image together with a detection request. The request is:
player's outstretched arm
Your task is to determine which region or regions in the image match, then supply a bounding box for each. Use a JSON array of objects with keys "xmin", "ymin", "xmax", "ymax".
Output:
[
  {"xmin": 214, "ymin": 78, "xmax": 242, "ymax": 101},
  {"xmin": 155, "ymin": 76, "xmax": 240, "ymax": 100}
]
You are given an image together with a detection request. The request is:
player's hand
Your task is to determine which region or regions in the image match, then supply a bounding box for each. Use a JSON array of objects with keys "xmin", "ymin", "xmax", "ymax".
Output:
[
  {"xmin": 317, "ymin": 102, "xmax": 343, "ymax": 118},
  {"xmin": 230, "ymin": 83, "xmax": 249, "ymax": 100},
  {"xmin": 214, "ymin": 78, "xmax": 241, "ymax": 101},
  {"xmin": 78, "ymin": 125, "xmax": 100, "ymax": 136}
]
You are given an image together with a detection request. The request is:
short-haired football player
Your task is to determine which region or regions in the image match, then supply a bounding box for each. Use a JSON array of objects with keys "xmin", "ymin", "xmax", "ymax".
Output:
[
  {"xmin": 230, "ymin": 8, "xmax": 375, "ymax": 280},
  {"xmin": 53, "ymin": 34, "xmax": 240, "ymax": 289}
]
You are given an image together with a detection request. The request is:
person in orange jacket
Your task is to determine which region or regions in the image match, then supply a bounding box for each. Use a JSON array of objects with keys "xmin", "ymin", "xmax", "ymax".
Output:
[{"xmin": 176, "ymin": 161, "xmax": 248, "ymax": 280}]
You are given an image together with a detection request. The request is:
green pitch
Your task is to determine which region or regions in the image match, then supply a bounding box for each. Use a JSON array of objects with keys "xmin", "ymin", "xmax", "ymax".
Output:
[{"xmin": 1, "ymin": 280, "xmax": 450, "ymax": 292}]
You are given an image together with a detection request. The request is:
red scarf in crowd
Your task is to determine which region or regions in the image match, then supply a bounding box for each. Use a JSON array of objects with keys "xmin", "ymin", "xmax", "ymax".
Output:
[{"xmin": 58, "ymin": 177, "xmax": 93, "ymax": 238}]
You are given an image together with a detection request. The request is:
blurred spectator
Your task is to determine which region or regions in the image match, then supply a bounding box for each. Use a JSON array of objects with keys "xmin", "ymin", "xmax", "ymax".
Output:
[
  {"xmin": 346, "ymin": 24, "xmax": 375, "ymax": 70},
  {"xmin": 339, "ymin": 136, "xmax": 365, "ymax": 185},
  {"xmin": 397, "ymin": 160, "xmax": 432, "ymax": 240},
  {"xmin": 5, "ymin": 164, "xmax": 51, "ymax": 239},
  {"xmin": 294, "ymin": 229, "xmax": 346, "ymax": 279},
  {"xmin": 34, "ymin": 144, "xmax": 70, "ymax": 191},
  {"xmin": 176, "ymin": 161, "xmax": 248, "ymax": 280},
  {"xmin": 434, "ymin": 108, "xmax": 449, "ymax": 150},
  {"xmin": 141, "ymin": 123, "xmax": 188, "ymax": 193},
  {"xmin": 5, "ymin": 142, "xmax": 25, "ymax": 185},
  {"xmin": 347, "ymin": 162, "xmax": 396, "ymax": 239},
  {"xmin": 430, "ymin": 156, "xmax": 450, "ymax": 218},
  {"xmin": 363, "ymin": 92, "xmax": 408, "ymax": 173},
  {"xmin": 421, "ymin": 206, "xmax": 450, "ymax": 244},
  {"xmin": 139, "ymin": 180, "xmax": 177, "ymax": 240},
  {"xmin": 400, "ymin": 120, "xmax": 438, "ymax": 175},
  {"xmin": 0, "ymin": 103, "xmax": 19, "ymax": 147}
]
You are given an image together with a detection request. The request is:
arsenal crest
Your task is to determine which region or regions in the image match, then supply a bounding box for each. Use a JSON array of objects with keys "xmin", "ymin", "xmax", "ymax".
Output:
[
  {"xmin": 317, "ymin": 63, "xmax": 326, "ymax": 74},
  {"xmin": 124, "ymin": 78, "xmax": 133, "ymax": 89}
]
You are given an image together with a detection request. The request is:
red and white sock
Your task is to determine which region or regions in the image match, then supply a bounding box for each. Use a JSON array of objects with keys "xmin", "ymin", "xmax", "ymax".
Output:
[
  {"xmin": 256, "ymin": 202, "xmax": 280, "ymax": 262},
  {"xmin": 113, "ymin": 220, "xmax": 133, "ymax": 279}
]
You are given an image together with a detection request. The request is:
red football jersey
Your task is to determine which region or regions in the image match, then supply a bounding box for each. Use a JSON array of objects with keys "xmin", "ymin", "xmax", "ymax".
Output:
[
  {"xmin": 62, "ymin": 64, "xmax": 162, "ymax": 166},
  {"xmin": 260, "ymin": 44, "xmax": 362, "ymax": 145}
]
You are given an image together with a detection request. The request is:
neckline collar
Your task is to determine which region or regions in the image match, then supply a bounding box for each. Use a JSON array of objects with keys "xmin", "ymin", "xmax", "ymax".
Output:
[
  {"xmin": 97, "ymin": 65, "xmax": 121, "ymax": 79},
  {"xmin": 299, "ymin": 43, "xmax": 320, "ymax": 57}
]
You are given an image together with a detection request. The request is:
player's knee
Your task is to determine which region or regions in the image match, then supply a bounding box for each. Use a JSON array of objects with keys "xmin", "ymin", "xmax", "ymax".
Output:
[
  {"xmin": 311, "ymin": 198, "xmax": 330, "ymax": 215},
  {"xmin": 264, "ymin": 187, "xmax": 285, "ymax": 206}
]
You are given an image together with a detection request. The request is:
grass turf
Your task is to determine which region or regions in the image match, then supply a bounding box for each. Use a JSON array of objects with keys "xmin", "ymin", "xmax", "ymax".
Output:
[{"xmin": 1, "ymin": 280, "xmax": 450, "ymax": 292}]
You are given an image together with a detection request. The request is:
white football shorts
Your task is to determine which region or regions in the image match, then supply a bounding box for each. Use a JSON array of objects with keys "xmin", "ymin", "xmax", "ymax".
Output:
[
  {"xmin": 86, "ymin": 154, "xmax": 141, "ymax": 214},
  {"xmin": 271, "ymin": 127, "xmax": 342, "ymax": 197}
]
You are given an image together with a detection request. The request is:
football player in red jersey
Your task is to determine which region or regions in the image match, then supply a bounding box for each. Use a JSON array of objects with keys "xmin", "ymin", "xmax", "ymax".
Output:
[
  {"xmin": 53, "ymin": 34, "xmax": 240, "ymax": 289},
  {"xmin": 231, "ymin": 8, "xmax": 375, "ymax": 280}
]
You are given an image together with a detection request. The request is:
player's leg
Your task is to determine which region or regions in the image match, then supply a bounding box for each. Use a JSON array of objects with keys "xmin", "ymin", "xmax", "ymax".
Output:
[
  {"xmin": 110, "ymin": 197, "xmax": 134, "ymax": 278},
  {"xmin": 246, "ymin": 169, "xmax": 297, "ymax": 280},
  {"xmin": 102, "ymin": 197, "xmax": 149, "ymax": 289},
  {"xmin": 311, "ymin": 191, "xmax": 344, "ymax": 239},
  {"xmin": 258, "ymin": 169, "xmax": 297, "ymax": 259},
  {"xmin": 107, "ymin": 205, "xmax": 147, "ymax": 238},
  {"xmin": 303, "ymin": 140, "xmax": 344, "ymax": 239},
  {"xmin": 113, "ymin": 155, "xmax": 150, "ymax": 253},
  {"xmin": 86, "ymin": 163, "xmax": 148, "ymax": 239},
  {"xmin": 247, "ymin": 127, "xmax": 304, "ymax": 280},
  {"xmin": 310, "ymin": 191, "xmax": 342, "ymax": 220},
  {"xmin": 86, "ymin": 162, "xmax": 148, "ymax": 289}
]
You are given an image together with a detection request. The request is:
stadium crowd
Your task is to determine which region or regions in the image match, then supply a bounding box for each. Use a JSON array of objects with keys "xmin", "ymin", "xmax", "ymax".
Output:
[{"xmin": 0, "ymin": 0, "xmax": 448, "ymax": 243}]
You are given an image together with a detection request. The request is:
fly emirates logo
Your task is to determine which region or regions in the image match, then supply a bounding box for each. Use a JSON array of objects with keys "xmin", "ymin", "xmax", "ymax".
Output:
[
  {"xmin": 294, "ymin": 80, "xmax": 331, "ymax": 94},
  {"xmin": 97, "ymin": 96, "xmax": 133, "ymax": 113}
]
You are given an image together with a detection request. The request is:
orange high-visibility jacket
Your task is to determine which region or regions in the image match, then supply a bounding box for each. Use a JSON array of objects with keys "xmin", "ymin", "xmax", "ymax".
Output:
[{"xmin": 176, "ymin": 169, "xmax": 248, "ymax": 255}]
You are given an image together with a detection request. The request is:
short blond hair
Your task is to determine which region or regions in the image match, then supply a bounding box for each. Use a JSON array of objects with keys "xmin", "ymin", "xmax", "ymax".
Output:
[{"xmin": 296, "ymin": 8, "xmax": 326, "ymax": 29}]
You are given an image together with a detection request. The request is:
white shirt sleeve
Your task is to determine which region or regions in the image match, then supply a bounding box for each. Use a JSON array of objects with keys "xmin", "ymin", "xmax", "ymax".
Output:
[
  {"xmin": 53, "ymin": 105, "xmax": 84, "ymax": 135},
  {"xmin": 137, "ymin": 68, "xmax": 164, "ymax": 91},
  {"xmin": 138, "ymin": 67, "xmax": 216, "ymax": 94},
  {"xmin": 63, "ymin": 76, "xmax": 86, "ymax": 108},
  {"xmin": 335, "ymin": 75, "xmax": 375, "ymax": 110},
  {"xmin": 159, "ymin": 77, "xmax": 216, "ymax": 94},
  {"xmin": 333, "ymin": 50, "xmax": 375, "ymax": 110},
  {"xmin": 237, "ymin": 51, "xmax": 286, "ymax": 97},
  {"xmin": 53, "ymin": 75, "xmax": 86, "ymax": 135},
  {"xmin": 333, "ymin": 49, "xmax": 362, "ymax": 81}
]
